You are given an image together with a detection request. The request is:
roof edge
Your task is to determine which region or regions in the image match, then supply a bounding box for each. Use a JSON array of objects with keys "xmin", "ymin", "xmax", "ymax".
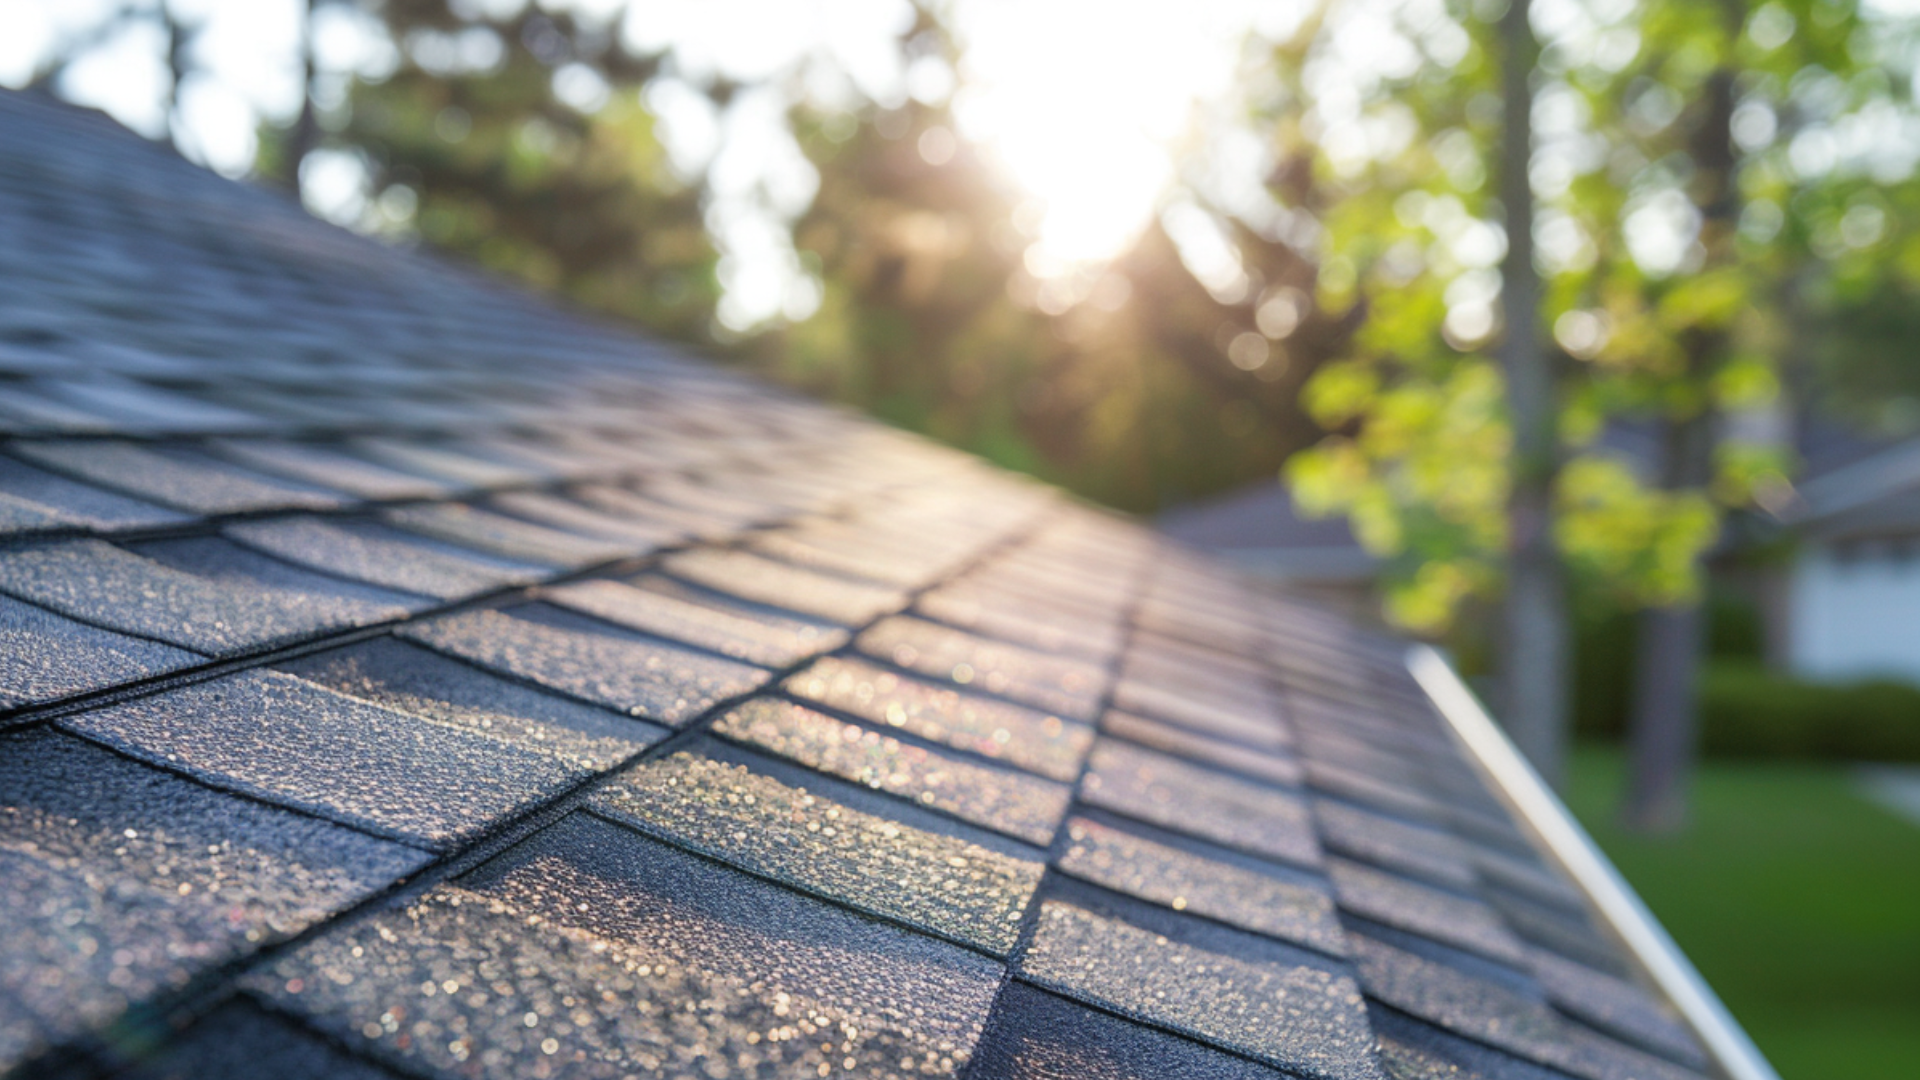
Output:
[{"xmin": 1405, "ymin": 645, "xmax": 1779, "ymax": 1080}]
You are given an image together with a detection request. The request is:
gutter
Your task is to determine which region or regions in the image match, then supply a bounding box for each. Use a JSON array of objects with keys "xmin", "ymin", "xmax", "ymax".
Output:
[{"xmin": 1405, "ymin": 645, "xmax": 1781, "ymax": 1080}]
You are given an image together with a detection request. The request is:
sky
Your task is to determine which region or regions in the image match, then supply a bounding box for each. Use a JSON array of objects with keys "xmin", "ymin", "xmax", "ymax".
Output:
[{"xmin": 0, "ymin": 0, "xmax": 1300, "ymax": 331}]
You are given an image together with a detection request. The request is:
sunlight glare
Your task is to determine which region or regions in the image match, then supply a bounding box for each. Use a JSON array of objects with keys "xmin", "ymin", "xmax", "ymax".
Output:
[{"xmin": 954, "ymin": 0, "xmax": 1258, "ymax": 277}]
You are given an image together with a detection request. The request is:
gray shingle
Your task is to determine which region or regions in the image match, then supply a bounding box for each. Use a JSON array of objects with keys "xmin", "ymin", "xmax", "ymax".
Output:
[
  {"xmin": 1058, "ymin": 816, "xmax": 1346, "ymax": 956},
  {"xmin": 786, "ymin": 656, "xmax": 1094, "ymax": 782},
  {"xmin": 0, "ymin": 538, "xmax": 411, "ymax": 655},
  {"xmin": 1102, "ymin": 709, "xmax": 1305, "ymax": 788},
  {"xmin": 970, "ymin": 981, "xmax": 1301, "ymax": 1079},
  {"xmin": 489, "ymin": 489, "xmax": 683, "ymax": 549},
  {"xmin": 117, "ymin": 998, "xmax": 402, "ymax": 1080},
  {"xmin": 593, "ymin": 747, "xmax": 1044, "ymax": 954},
  {"xmin": 711, "ymin": 696, "xmax": 1073, "ymax": 846},
  {"xmin": 1081, "ymin": 740, "xmax": 1322, "ymax": 869},
  {"xmin": 277, "ymin": 636, "xmax": 666, "ymax": 772},
  {"xmin": 0, "ymin": 454, "xmax": 188, "ymax": 534},
  {"xmin": 381, "ymin": 502, "xmax": 629, "ymax": 567},
  {"xmin": 661, "ymin": 547, "xmax": 904, "ymax": 626},
  {"xmin": 545, "ymin": 576, "xmax": 845, "ymax": 668},
  {"xmin": 254, "ymin": 814, "xmax": 1002, "ymax": 1078},
  {"xmin": 10, "ymin": 439, "xmax": 347, "ymax": 514},
  {"xmin": 1349, "ymin": 933, "xmax": 1706, "ymax": 1080},
  {"xmin": 209, "ymin": 437, "xmax": 454, "ymax": 501},
  {"xmin": 856, "ymin": 615, "xmax": 1108, "ymax": 721},
  {"xmin": 0, "ymin": 592, "xmax": 201, "ymax": 711},
  {"xmin": 59, "ymin": 669, "xmax": 589, "ymax": 848},
  {"xmin": 1329, "ymin": 858, "xmax": 1529, "ymax": 968},
  {"xmin": 1021, "ymin": 900, "xmax": 1384, "ymax": 1080},
  {"xmin": 225, "ymin": 514, "xmax": 545, "ymax": 600},
  {"xmin": 400, "ymin": 604, "xmax": 768, "ymax": 724},
  {"xmin": 0, "ymin": 729, "xmax": 427, "ymax": 1071}
]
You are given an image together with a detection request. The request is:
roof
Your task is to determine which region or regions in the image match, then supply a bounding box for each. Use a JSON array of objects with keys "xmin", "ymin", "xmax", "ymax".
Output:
[
  {"xmin": 1159, "ymin": 481, "xmax": 1376, "ymax": 582},
  {"xmin": 0, "ymin": 88, "xmax": 1756, "ymax": 1080}
]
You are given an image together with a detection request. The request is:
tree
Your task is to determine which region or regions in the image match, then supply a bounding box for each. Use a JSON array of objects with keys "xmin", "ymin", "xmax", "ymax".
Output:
[{"xmin": 286, "ymin": 1, "xmax": 720, "ymax": 341}]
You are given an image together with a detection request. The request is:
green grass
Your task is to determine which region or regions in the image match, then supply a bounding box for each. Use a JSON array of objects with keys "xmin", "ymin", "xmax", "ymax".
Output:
[{"xmin": 1563, "ymin": 746, "xmax": 1920, "ymax": 1080}]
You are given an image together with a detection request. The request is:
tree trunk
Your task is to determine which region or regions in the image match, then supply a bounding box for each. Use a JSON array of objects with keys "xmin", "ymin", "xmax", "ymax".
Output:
[
  {"xmin": 1494, "ymin": 0, "xmax": 1570, "ymax": 786},
  {"xmin": 1624, "ymin": 409, "xmax": 1716, "ymax": 830},
  {"xmin": 287, "ymin": 0, "xmax": 319, "ymax": 193},
  {"xmin": 1622, "ymin": 63, "xmax": 1739, "ymax": 830}
]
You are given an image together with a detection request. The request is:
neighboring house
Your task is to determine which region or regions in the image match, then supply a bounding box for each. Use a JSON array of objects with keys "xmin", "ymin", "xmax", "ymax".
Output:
[
  {"xmin": 1159, "ymin": 480, "xmax": 1379, "ymax": 618},
  {"xmin": 1775, "ymin": 437, "xmax": 1920, "ymax": 683},
  {"xmin": 0, "ymin": 90, "xmax": 1767, "ymax": 1080}
]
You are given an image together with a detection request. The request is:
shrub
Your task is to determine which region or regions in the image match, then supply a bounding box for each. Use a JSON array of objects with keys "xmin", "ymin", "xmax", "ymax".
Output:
[{"xmin": 1698, "ymin": 664, "xmax": 1920, "ymax": 762}]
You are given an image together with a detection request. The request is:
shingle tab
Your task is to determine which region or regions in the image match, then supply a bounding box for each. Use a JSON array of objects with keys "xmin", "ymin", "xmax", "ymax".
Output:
[
  {"xmin": 116, "ymin": 998, "xmax": 402, "ymax": 1080},
  {"xmin": 1329, "ymin": 857, "xmax": 1529, "ymax": 967},
  {"xmin": 11, "ymin": 439, "xmax": 346, "ymax": 514},
  {"xmin": 382, "ymin": 502, "xmax": 629, "ymax": 567},
  {"xmin": 1348, "ymin": 932, "xmax": 1705, "ymax": 1080},
  {"xmin": 255, "ymin": 814, "xmax": 1002, "ymax": 1078},
  {"xmin": 208, "ymin": 437, "xmax": 454, "ymax": 501},
  {"xmin": 970, "ymin": 982, "xmax": 1297, "ymax": 1080},
  {"xmin": 711, "ymin": 696, "xmax": 1072, "ymax": 845},
  {"xmin": 0, "ymin": 729, "xmax": 427, "ymax": 1071},
  {"xmin": 277, "ymin": 636, "xmax": 666, "ymax": 771},
  {"xmin": 0, "ymin": 538, "xmax": 411, "ymax": 655},
  {"xmin": 593, "ymin": 747, "xmax": 1044, "ymax": 954},
  {"xmin": 225, "ymin": 514, "xmax": 545, "ymax": 600},
  {"xmin": 546, "ymin": 575, "xmax": 845, "ymax": 667},
  {"xmin": 1021, "ymin": 899, "xmax": 1384, "ymax": 1080},
  {"xmin": 1058, "ymin": 816, "xmax": 1345, "ymax": 956},
  {"xmin": 59, "ymin": 669, "xmax": 589, "ymax": 847},
  {"xmin": 1102, "ymin": 709, "xmax": 1305, "ymax": 787},
  {"xmin": 0, "ymin": 592, "xmax": 201, "ymax": 711},
  {"xmin": 400, "ymin": 604, "xmax": 768, "ymax": 723},
  {"xmin": 786, "ymin": 655, "xmax": 1094, "ymax": 782},
  {"xmin": 0, "ymin": 453, "xmax": 188, "ymax": 534},
  {"xmin": 662, "ymin": 546, "xmax": 905, "ymax": 625},
  {"xmin": 1081, "ymin": 740, "xmax": 1321, "ymax": 869},
  {"xmin": 856, "ymin": 614, "xmax": 1108, "ymax": 720}
]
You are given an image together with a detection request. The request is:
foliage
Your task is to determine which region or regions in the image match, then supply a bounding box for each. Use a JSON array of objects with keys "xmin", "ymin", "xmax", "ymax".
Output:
[
  {"xmin": 285, "ymin": 3, "xmax": 719, "ymax": 341},
  {"xmin": 1277, "ymin": 0, "xmax": 1920, "ymax": 629},
  {"xmin": 1697, "ymin": 663, "xmax": 1920, "ymax": 761}
]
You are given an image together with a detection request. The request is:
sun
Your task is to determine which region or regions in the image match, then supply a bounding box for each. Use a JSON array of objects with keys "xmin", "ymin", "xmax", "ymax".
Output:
[{"xmin": 950, "ymin": 0, "xmax": 1260, "ymax": 279}]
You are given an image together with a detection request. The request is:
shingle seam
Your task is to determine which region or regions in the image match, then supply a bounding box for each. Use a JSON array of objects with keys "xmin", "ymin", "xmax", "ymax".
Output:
[
  {"xmin": 0, "ymin": 443, "xmax": 816, "ymax": 547},
  {"xmin": 957, "ymin": 541, "xmax": 1154, "ymax": 1080},
  {"xmin": 44, "ymin": 722, "xmax": 441, "ymax": 853},
  {"xmin": 1004, "ymin": 976, "xmax": 1326, "ymax": 1080},
  {"xmin": 573, "ymin": 803, "xmax": 1019, "ymax": 963},
  {"xmin": 0, "ymin": 486, "xmax": 842, "ymax": 731},
  {"xmin": 15, "ymin": 499, "xmax": 1056, "ymax": 1075}
]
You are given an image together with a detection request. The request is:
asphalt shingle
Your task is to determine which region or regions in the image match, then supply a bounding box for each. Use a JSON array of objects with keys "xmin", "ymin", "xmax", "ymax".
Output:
[
  {"xmin": 593, "ymin": 745, "xmax": 1045, "ymax": 954},
  {"xmin": 0, "ymin": 592, "xmax": 201, "ymax": 711},
  {"xmin": 400, "ymin": 604, "xmax": 768, "ymax": 724},
  {"xmin": 0, "ymin": 729, "xmax": 427, "ymax": 1071},
  {"xmin": 786, "ymin": 655, "xmax": 1094, "ymax": 782},
  {"xmin": 254, "ymin": 813, "xmax": 1003, "ymax": 1078},
  {"xmin": 59, "ymin": 669, "xmax": 590, "ymax": 848},
  {"xmin": 0, "ymin": 538, "xmax": 411, "ymax": 655}
]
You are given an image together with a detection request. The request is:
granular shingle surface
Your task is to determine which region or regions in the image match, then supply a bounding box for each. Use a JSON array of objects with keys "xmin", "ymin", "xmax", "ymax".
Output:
[
  {"xmin": 711, "ymin": 697, "xmax": 1073, "ymax": 845},
  {"xmin": 253, "ymin": 814, "xmax": 1002, "ymax": 1079},
  {"xmin": 0, "ymin": 88, "xmax": 1748, "ymax": 1080},
  {"xmin": 593, "ymin": 747, "xmax": 1044, "ymax": 954},
  {"xmin": 0, "ymin": 592, "xmax": 201, "ymax": 710},
  {"xmin": 59, "ymin": 669, "xmax": 588, "ymax": 847},
  {"xmin": 786, "ymin": 655, "xmax": 1094, "ymax": 782},
  {"xmin": 1021, "ymin": 899, "xmax": 1384, "ymax": 1080},
  {"xmin": 400, "ymin": 604, "xmax": 768, "ymax": 723}
]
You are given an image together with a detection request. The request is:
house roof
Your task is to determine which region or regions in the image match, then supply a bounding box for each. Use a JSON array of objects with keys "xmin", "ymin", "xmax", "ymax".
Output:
[{"xmin": 0, "ymin": 89, "xmax": 1751, "ymax": 1080}]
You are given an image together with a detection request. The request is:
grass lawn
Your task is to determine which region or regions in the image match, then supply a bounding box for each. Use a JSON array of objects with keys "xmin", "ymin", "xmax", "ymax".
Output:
[{"xmin": 1563, "ymin": 746, "xmax": 1920, "ymax": 1080}]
